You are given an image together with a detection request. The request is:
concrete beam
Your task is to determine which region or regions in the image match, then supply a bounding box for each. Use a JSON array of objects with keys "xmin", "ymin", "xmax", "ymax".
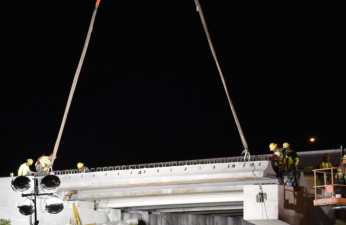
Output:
[
  {"xmin": 57, "ymin": 161, "xmax": 276, "ymax": 191},
  {"xmin": 97, "ymin": 191, "xmax": 243, "ymax": 208}
]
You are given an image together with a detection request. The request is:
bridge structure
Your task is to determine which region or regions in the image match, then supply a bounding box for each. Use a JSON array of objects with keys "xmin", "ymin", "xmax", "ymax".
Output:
[
  {"xmin": 56, "ymin": 155, "xmax": 275, "ymax": 215},
  {"xmin": 1, "ymin": 149, "xmax": 343, "ymax": 225}
]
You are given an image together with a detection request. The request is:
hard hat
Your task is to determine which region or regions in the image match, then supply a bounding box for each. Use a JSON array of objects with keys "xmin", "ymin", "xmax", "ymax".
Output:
[
  {"xmin": 342, "ymin": 154, "xmax": 346, "ymax": 160},
  {"xmin": 27, "ymin": 159, "xmax": 33, "ymax": 165},
  {"xmin": 77, "ymin": 162, "xmax": 84, "ymax": 169},
  {"xmin": 269, "ymin": 143, "xmax": 277, "ymax": 151},
  {"xmin": 283, "ymin": 142, "xmax": 290, "ymax": 149}
]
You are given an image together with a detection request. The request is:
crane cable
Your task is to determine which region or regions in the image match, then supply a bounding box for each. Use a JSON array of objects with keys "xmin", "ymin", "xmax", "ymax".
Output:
[
  {"xmin": 50, "ymin": 0, "xmax": 101, "ymax": 167},
  {"xmin": 193, "ymin": 0, "xmax": 250, "ymax": 160}
]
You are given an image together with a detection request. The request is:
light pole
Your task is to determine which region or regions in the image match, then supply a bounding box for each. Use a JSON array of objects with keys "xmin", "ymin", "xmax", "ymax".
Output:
[{"xmin": 11, "ymin": 175, "xmax": 63, "ymax": 225}]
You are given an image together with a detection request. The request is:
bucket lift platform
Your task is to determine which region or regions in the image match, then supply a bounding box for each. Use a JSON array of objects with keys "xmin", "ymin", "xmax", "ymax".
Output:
[{"xmin": 313, "ymin": 167, "xmax": 346, "ymax": 207}]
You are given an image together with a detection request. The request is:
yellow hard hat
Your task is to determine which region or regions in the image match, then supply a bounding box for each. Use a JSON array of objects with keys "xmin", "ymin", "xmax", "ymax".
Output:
[
  {"xmin": 283, "ymin": 142, "xmax": 290, "ymax": 149},
  {"xmin": 342, "ymin": 154, "xmax": 346, "ymax": 160},
  {"xmin": 27, "ymin": 159, "xmax": 33, "ymax": 165},
  {"xmin": 269, "ymin": 143, "xmax": 277, "ymax": 151},
  {"xmin": 77, "ymin": 162, "xmax": 84, "ymax": 169}
]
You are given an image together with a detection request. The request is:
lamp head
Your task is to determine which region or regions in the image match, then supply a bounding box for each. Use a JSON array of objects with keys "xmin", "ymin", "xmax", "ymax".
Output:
[{"xmin": 11, "ymin": 176, "xmax": 31, "ymax": 192}]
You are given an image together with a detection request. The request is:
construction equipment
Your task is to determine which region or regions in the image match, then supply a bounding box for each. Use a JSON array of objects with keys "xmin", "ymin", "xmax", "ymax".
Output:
[{"xmin": 313, "ymin": 167, "xmax": 346, "ymax": 207}]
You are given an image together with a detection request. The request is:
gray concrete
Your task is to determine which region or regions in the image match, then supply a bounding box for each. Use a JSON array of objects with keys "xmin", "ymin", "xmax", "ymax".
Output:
[{"xmin": 1, "ymin": 155, "xmax": 343, "ymax": 225}]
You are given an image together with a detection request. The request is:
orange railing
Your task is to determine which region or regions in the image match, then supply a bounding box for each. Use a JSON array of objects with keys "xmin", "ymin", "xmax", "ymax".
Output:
[{"xmin": 313, "ymin": 167, "xmax": 346, "ymax": 206}]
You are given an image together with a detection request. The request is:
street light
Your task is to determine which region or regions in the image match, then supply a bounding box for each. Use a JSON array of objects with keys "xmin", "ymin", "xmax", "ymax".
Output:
[{"xmin": 11, "ymin": 174, "xmax": 63, "ymax": 224}]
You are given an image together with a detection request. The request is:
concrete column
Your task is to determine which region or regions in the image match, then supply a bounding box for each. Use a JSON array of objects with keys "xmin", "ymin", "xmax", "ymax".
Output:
[{"xmin": 107, "ymin": 209, "xmax": 121, "ymax": 222}]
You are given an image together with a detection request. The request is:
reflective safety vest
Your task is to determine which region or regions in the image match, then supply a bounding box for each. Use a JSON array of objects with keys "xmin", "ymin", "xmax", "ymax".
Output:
[
  {"xmin": 272, "ymin": 149, "xmax": 284, "ymax": 167},
  {"xmin": 35, "ymin": 156, "xmax": 51, "ymax": 168},
  {"xmin": 283, "ymin": 149, "xmax": 298, "ymax": 171},
  {"xmin": 337, "ymin": 163, "xmax": 346, "ymax": 183},
  {"xmin": 18, "ymin": 163, "xmax": 30, "ymax": 176},
  {"xmin": 319, "ymin": 161, "xmax": 333, "ymax": 169}
]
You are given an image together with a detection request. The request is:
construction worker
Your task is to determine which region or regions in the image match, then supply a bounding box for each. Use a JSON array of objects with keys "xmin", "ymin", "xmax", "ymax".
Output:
[
  {"xmin": 77, "ymin": 162, "xmax": 89, "ymax": 173},
  {"xmin": 282, "ymin": 142, "xmax": 299, "ymax": 186},
  {"xmin": 18, "ymin": 159, "xmax": 35, "ymax": 176},
  {"xmin": 269, "ymin": 143, "xmax": 284, "ymax": 185},
  {"xmin": 318, "ymin": 154, "xmax": 333, "ymax": 185},
  {"xmin": 336, "ymin": 154, "xmax": 346, "ymax": 197},
  {"xmin": 35, "ymin": 154, "xmax": 56, "ymax": 174},
  {"xmin": 319, "ymin": 154, "xmax": 333, "ymax": 169}
]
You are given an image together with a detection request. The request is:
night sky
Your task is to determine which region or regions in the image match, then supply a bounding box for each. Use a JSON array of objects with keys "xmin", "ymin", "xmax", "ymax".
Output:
[{"xmin": 2, "ymin": 1, "xmax": 345, "ymax": 176}]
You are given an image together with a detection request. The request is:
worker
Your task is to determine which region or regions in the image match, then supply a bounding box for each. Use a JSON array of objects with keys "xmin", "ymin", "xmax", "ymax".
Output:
[
  {"xmin": 318, "ymin": 154, "xmax": 333, "ymax": 185},
  {"xmin": 35, "ymin": 154, "xmax": 56, "ymax": 174},
  {"xmin": 18, "ymin": 159, "xmax": 35, "ymax": 176},
  {"xmin": 282, "ymin": 142, "xmax": 299, "ymax": 186},
  {"xmin": 269, "ymin": 143, "xmax": 284, "ymax": 185},
  {"xmin": 319, "ymin": 154, "xmax": 333, "ymax": 169},
  {"xmin": 77, "ymin": 162, "xmax": 89, "ymax": 173},
  {"xmin": 336, "ymin": 154, "xmax": 346, "ymax": 197}
]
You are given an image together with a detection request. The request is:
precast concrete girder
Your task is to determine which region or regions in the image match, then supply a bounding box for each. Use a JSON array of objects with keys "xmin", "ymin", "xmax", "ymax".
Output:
[
  {"xmin": 58, "ymin": 161, "xmax": 276, "ymax": 192},
  {"xmin": 122, "ymin": 201, "xmax": 242, "ymax": 211},
  {"xmin": 97, "ymin": 191, "xmax": 244, "ymax": 208},
  {"xmin": 154, "ymin": 205, "xmax": 243, "ymax": 213},
  {"xmin": 56, "ymin": 160, "xmax": 276, "ymax": 216},
  {"xmin": 68, "ymin": 181, "xmax": 271, "ymax": 201}
]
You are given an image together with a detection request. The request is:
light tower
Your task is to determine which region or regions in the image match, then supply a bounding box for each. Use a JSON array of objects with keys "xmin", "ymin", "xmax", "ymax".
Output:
[{"xmin": 11, "ymin": 175, "xmax": 63, "ymax": 225}]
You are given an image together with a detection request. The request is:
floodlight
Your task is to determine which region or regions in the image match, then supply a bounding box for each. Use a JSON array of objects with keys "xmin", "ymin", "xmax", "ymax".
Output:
[
  {"xmin": 45, "ymin": 194, "xmax": 64, "ymax": 214},
  {"xmin": 41, "ymin": 175, "xmax": 61, "ymax": 191},
  {"xmin": 18, "ymin": 205, "xmax": 34, "ymax": 216},
  {"xmin": 17, "ymin": 199, "xmax": 34, "ymax": 216},
  {"xmin": 11, "ymin": 176, "xmax": 31, "ymax": 192}
]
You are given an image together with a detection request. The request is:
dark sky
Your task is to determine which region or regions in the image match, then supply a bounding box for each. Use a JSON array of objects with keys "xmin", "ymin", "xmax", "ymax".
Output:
[{"xmin": 2, "ymin": 1, "xmax": 345, "ymax": 176}]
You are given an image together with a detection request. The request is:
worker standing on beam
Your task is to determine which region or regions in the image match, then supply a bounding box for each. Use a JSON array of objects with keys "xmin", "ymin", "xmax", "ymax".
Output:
[
  {"xmin": 269, "ymin": 143, "xmax": 284, "ymax": 185},
  {"xmin": 282, "ymin": 142, "xmax": 299, "ymax": 186},
  {"xmin": 18, "ymin": 159, "xmax": 35, "ymax": 176},
  {"xmin": 77, "ymin": 162, "xmax": 89, "ymax": 173},
  {"xmin": 35, "ymin": 154, "xmax": 56, "ymax": 175}
]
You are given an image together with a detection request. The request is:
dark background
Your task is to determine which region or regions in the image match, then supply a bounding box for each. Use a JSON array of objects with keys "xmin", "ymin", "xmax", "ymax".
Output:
[{"xmin": 1, "ymin": 1, "xmax": 345, "ymax": 176}]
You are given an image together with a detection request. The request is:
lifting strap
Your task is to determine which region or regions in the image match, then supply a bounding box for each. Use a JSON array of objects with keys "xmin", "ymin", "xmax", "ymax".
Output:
[
  {"xmin": 50, "ymin": 0, "xmax": 101, "ymax": 166},
  {"xmin": 193, "ymin": 0, "xmax": 250, "ymax": 160}
]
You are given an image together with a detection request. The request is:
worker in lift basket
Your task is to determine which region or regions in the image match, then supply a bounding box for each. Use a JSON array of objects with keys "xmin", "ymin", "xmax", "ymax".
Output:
[
  {"xmin": 77, "ymin": 162, "xmax": 89, "ymax": 173},
  {"xmin": 282, "ymin": 142, "xmax": 299, "ymax": 186},
  {"xmin": 318, "ymin": 153, "xmax": 333, "ymax": 185},
  {"xmin": 18, "ymin": 159, "xmax": 36, "ymax": 176},
  {"xmin": 336, "ymin": 154, "xmax": 346, "ymax": 197},
  {"xmin": 35, "ymin": 153, "xmax": 56, "ymax": 174},
  {"xmin": 269, "ymin": 143, "xmax": 284, "ymax": 185}
]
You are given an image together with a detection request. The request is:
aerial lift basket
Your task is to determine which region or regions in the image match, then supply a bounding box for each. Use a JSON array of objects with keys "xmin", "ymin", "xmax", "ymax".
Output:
[{"xmin": 313, "ymin": 167, "xmax": 346, "ymax": 206}]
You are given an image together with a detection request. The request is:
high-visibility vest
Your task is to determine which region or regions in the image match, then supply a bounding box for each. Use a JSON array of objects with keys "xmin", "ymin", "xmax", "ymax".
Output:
[
  {"xmin": 18, "ymin": 163, "xmax": 30, "ymax": 176},
  {"xmin": 337, "ymin": 163, "xmax": 346, "ymax": 182},
  {"xmin": 319, "ymin": 161, "xmax": 333, "ymax": 169}
]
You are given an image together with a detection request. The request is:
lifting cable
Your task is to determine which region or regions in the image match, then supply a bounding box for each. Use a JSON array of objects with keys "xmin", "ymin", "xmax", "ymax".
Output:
[
  {"xmin": 50, "ymin": 0, "xmax": 101, "ymax": 167},
  {"xmin": 193, "ymin": 0, "xmax": 250, "ymax": 160}
]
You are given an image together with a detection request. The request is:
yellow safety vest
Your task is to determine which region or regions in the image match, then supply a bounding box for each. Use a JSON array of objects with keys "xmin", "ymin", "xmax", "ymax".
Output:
[{"xmin": 18, "ymin": 163, "xmax": 30, "ymax": 176}]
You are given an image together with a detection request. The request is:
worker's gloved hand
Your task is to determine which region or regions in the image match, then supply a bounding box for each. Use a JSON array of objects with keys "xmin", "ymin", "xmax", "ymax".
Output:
[{"xmin": 43, "ymin": 167, "xmax": 48, "ymax": 172}]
